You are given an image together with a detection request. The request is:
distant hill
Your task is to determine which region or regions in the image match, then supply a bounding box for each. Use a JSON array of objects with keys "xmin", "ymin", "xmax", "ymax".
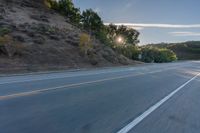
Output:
[{"xmin": 148, "ymin": 41, "xmax": 200, "ymax": 60}]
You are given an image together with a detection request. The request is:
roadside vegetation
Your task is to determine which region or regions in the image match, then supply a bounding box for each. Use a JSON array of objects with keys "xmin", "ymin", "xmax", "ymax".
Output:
[
  {"xmin": 148, "ymin": 42, "xmax": 200, "ymax": 60},
  {"xmin": 45, "ymin": 0, "xmax": 177, "ymax": 63},
  {"xmin": 79, "ymin": 33, "xmax": 92, "ymax": 55},
  {"xmin": 140, "ymin": 46, "xmax": 177, "ymax": 63},
  {"xmin": 0, "ymin": 0, "xmax": 177, "ymax": 65},
  {"xmin": 0, "ymin": 28, "xmax": 24, "ymax": 58}
]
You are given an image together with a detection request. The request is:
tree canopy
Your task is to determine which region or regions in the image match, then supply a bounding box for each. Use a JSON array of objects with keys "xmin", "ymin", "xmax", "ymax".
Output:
[
  {"xmin": 106, "ymin": 24, "xmax": 140, "ymax": 46},
  {"xmin": 81, "ymin": 9, "xmax": 104, "ymax": 33},
  {"xmin": 47, "ymin": 0, "xmax": 81, "ymax": 24}
]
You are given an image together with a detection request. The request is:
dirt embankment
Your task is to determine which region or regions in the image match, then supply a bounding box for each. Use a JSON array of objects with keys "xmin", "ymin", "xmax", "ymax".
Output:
[{"xmin": 0, "ymin": 0, "xmax": 141, "ymax": 73}]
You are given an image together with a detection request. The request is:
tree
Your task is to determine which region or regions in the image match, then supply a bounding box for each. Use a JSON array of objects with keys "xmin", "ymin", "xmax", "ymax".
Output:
[
  {"xmin": 116, "ymin": 25, "xmax": 140, "ymax": 46},
  {"xmin": 106, "ymin": 24, "xmax": 140, "ymax": 46},
  {"xmin": 69, "ymin": 7, "xmax": 81, "ymax": 24},
  {"xmin": 47, "ymin": 0, "xmax": 81, "ymax": 24},
  {"xmin": 105, "ymin": 24, "xmax": 117, "ymax": 43},
  {"xmin": 81, "ymin": 9, "xmax": 104, "ymax": 33}
]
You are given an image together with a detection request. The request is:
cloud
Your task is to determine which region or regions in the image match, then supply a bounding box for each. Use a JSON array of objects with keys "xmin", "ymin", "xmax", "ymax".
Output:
[
  {"xmin": 132, "ymin": 27, "xmax": 145, "ymax": 30},
  {"xmin": 104, "ymin": 23, "xmax": 200, "ymax": 30},
  {"xmin": 170, "ymin": 32, "xmax": 200, "ymax": 37}
]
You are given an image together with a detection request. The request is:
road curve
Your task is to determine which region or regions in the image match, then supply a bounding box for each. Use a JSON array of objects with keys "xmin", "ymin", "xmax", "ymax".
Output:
[{"xmin": 0, "ymin": 61, "xmax": 200, "ymax": 133}]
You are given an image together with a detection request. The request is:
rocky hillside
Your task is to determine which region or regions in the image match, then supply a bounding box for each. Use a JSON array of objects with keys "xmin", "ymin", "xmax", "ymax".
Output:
[{"xmin": 0, "ymin": 0, "xmax": 139, "ymax": 73}]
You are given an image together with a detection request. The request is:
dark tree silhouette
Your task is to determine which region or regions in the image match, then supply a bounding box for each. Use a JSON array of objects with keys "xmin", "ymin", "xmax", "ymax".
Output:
[{"xmin": 81, "ymin": 9, "xmax": 104, "ymax": 33}]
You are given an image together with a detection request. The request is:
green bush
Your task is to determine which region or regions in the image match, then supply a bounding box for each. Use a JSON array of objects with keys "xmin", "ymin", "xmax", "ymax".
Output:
[
  {"xmin": 141, "ymin": 47, "xmax": 177, "ymax": 63},
  {"xmin": 115, "ymin": 45, "xmax": 141, "ymax": 60}
]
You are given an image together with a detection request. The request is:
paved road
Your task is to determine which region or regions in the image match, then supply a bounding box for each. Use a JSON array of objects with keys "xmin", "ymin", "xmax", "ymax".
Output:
[{"xmin": 0, "ymin": 61, "xmax": 200, "ymax": 133}]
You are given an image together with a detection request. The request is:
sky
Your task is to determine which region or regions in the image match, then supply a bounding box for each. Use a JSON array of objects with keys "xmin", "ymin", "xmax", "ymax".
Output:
[{"xmin": 73, "ymin": 0, "xmax": 200, "ymax": 45}]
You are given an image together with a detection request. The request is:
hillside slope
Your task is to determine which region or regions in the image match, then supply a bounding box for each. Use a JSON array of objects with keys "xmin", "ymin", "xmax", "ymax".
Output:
[
  {"xmin": 0, "ymin": 0, "xmax": 139, "ymax": 73},
  {"xmin": 148, "ymin": 41, "xmax": 200, "ymax": 60}
]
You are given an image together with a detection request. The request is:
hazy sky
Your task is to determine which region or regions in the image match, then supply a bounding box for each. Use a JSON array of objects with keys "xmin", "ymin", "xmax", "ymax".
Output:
[{"xmin": 73, "ymin": 0, "xmax": 200, "ymax": 44}]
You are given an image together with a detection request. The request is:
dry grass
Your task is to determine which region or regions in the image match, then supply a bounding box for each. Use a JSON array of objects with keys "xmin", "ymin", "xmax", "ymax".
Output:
[
  {"xmin": 0, "ymin": 35, "xmax": 25, "ymax": 57},
  {"xmin": 79, "ymin": 33, "xmax": 93, "ymax": 55}
]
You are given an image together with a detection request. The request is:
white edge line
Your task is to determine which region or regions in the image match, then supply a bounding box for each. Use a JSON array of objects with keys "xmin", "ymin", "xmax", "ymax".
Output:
[{"xmin": 117, "ymin": 72, "xmax": 200, "ymax": 133}]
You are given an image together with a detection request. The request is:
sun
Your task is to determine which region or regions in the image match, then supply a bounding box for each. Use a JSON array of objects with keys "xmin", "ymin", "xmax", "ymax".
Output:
[{"xmin": 117, "ymin": 36, "xmax": 124, "ymax": 44}]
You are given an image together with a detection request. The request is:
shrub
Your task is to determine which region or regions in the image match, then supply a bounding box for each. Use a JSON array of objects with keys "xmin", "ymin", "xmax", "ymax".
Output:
[
  {"xmin": 44, "ymin": 0, "xmax": 55, "ymax": 8},
  {"xmin": 157, "ymin": 49, "xmax": 177, "ymax": 62},
  {"xmin": 141, "ymin": 47, "xmax": 156, "ymax": 63},
  {"xmin": 115, "ymin": 45, "xmax": 141, "ymax": 60},
  {"xmin": 0, "ymin": 27, "xmax": 11, "ymax": 36},
  {"xmin": 79, "ymin": 33, "xmax": 93, "ymax": 55},
  {"xmin": 0, "ymin": 35, "xmax": 25, "ymax": 57},
  {"xmin": 141, "ymin": 47, "xmax": 177, "ymax": 63}
]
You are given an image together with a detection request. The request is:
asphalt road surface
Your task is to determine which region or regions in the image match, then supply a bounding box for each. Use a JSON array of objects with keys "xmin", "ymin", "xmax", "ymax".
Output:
[{"xmin": 0, "ymin": 61, "xmax": 200, "ymax": 133}]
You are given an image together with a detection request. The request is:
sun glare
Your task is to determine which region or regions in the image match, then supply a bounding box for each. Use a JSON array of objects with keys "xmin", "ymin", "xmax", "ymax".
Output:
[{"xmin": 117, "ymin": 36, "xmax": 123, "ymax": 44}]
